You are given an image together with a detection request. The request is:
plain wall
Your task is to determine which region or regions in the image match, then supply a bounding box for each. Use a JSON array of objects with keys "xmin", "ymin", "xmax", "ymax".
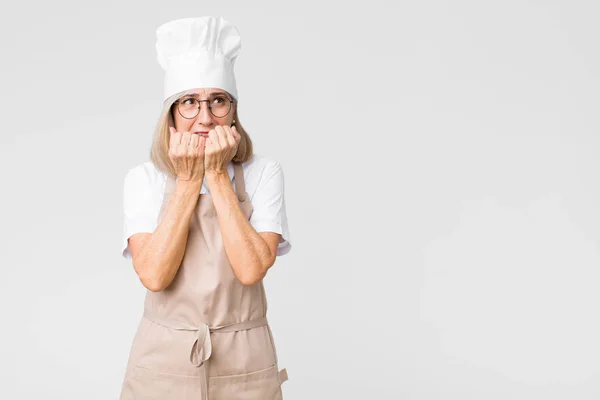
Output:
[{"xmin": 0, "ymin": 0, "xmax": 598, "ymax": 399}]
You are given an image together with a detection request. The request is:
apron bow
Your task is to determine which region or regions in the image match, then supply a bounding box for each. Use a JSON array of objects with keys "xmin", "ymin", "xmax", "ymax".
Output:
[
  {"xmin": 190, "ymin": 323, "xmax": 213, "ymax": 367},
  {"xmin": 142, "ymin": 309, "xmax": 269, "ymax": 399}
]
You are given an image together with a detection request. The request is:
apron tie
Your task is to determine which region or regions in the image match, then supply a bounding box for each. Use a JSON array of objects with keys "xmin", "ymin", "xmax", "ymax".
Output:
[
  {"xmin": 143, "ymin": 309, "xmax": 269, "ymax": 399},
  {"xmin": 190, "ymin": 322, "xmax": 212, "ymax": 367}
]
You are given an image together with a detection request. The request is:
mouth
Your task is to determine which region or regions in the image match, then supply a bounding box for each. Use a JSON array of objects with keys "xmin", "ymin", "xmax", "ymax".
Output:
[{"xmin": 194, "ymin": 131, "xmax": 209, "ymax": 137}]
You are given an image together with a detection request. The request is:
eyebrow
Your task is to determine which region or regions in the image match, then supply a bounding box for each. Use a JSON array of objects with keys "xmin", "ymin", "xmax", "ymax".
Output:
[{"xmin": 181, "ymin": 92, "xmax": 228, "ymax": 98}]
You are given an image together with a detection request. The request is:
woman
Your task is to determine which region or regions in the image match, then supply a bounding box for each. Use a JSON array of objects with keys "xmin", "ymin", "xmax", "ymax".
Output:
[{"xmin": 119, "ymin": 16, "xmax": 292, "ymax": 400}]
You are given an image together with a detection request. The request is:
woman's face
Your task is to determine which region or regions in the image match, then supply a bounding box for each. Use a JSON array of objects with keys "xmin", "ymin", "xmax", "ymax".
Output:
[{"xmin": 171, "ymin": 87, "xmax": 235, "ymax": 136}]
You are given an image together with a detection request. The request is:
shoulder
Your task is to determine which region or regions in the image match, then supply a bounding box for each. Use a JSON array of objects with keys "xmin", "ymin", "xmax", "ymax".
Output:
[
  {"xmin": 125, "ymin": 161, "xmax": 165, "ymax": 181},
  {"xmin": 241, "ymin": 154, "xmax": 283, "ymax": 179},
  {"xmin": 123, "ymin": 161, "xmax": 167, "ymax": 195},
  {"xmin": 241, "ymin": 154, "xmax": 284, "ymax": 196}
]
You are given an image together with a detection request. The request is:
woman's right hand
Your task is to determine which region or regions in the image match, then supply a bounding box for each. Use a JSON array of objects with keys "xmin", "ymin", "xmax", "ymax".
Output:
[{"xmin": 168, "ymin": 127, "xmax": 207, "ymax": 182}]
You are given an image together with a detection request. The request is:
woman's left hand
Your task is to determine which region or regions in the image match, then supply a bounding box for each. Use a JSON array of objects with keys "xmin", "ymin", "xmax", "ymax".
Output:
[{"xmin": 204, "ymin": 125, "xmax": 241, "ymax": 175}]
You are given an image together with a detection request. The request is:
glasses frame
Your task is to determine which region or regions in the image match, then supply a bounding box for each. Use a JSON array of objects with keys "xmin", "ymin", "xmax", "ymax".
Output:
[{"xmin": 173, "ymin": 95, "xmax": 235, "ymax": 119}]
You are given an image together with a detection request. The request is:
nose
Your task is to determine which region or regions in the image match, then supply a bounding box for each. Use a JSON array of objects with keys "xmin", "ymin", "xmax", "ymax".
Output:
[{"xmin": 195, "ymin": 102, "xmax": 214, "ymax": 126}]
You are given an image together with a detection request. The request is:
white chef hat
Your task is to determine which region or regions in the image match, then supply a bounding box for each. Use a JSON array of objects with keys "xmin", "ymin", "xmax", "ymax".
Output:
[{"xmin": 156, "ymin": 16, "xmax": 242, "ymax": 101}]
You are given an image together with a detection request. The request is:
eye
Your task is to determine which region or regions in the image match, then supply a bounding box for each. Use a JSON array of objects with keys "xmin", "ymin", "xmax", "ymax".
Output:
[
  {"xmin": 212, "ymin": 96, "xmax": 227, "ymax": 104},
  {"xmin": 181, "ymin": 97, "xmax": 196, "ymax": 106}
]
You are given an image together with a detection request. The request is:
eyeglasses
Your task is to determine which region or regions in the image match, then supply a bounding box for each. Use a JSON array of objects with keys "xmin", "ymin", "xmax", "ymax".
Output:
[{"xmin": 173, "ymin": 94, "xmax": 234, "ymax": 119}]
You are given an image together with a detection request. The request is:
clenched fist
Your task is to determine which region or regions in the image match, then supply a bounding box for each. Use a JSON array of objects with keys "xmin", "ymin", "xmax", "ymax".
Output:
[
  {"xmin": 205, "ymin": 125, "xmax": 241, "ymax": 175},
  {"xmin": 168, "ymin": 127, "xmax": 207, "ymax": 182}
]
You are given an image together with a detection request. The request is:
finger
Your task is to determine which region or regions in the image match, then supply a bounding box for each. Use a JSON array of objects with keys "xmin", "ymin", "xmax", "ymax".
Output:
[
  {"xmin": 223, "ymin": 126, "xmax": 236, "ymax": 147},
  {"xmin": 229, "ymin": 126, "xmax": 241, "ymax": 151},
  {"xmin": 198, "ymin": 136, "xmax": 207, "ymax": 155},
  {"xmin": 189, "ymin": 133, "xmax": 199, "ymax": 153},
  {"xmin": 231, "ymin": 126, "xmax": 241, "ymax": 143},
  {"xmin": 181, "ymin": 131, "xmax": 191, "ymax": 149},
  {"xmin": 214, "ymin": 126, "xmax": 228, "ymax": 148},
  {"xmin": 170, "ymin": 130, "xmax": 183, "ymax": 157},
  {"xmin": 169, "ymin": 127, "xmax": 180, "ymax": 149},
  {"xmin": 207, "ymin": 129, "xmax": 220, "ymax": 150}
]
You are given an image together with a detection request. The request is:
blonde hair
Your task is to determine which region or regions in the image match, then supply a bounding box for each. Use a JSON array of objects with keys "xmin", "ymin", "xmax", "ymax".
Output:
[{"xmin": 150, "ymin": 89, "xmax": 253, "ymax": 177}]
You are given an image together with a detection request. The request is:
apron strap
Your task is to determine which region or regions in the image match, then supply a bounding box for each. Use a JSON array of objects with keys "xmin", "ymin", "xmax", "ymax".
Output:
[{"xmin": 233, "ymin": 162, "xmax": 247, "ymax": 202}]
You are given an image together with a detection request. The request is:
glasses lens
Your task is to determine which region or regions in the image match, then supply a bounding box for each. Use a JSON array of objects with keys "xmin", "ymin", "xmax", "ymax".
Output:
[
  {"xmin": 209, "ymin": 95, "xmax": 231, "ymax": 118},
  {"xmin": 178, "ymin": 98, "xmax": 200, "ymax": 119}
]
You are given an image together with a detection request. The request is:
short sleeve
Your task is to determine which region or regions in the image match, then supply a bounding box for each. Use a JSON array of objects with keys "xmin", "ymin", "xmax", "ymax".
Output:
[
  {"xmin": 249, "ymin": 161, "xmax": 292, "ymax": 256},
  {"xmin": 121, "ymin": 166, "xmax": 163, "ymax": 259}
]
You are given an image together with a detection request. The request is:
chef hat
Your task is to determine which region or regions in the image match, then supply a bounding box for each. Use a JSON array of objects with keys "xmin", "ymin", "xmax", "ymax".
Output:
[{"xmin": 156, "ymin": 16, "xmax": 242, "ymax": 101}]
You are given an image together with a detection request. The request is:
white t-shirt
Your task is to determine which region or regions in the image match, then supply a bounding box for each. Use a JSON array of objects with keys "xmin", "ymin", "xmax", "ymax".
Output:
[{"xmin": 121, "ymin": 154, "xmax": 292, "ymax": 259}]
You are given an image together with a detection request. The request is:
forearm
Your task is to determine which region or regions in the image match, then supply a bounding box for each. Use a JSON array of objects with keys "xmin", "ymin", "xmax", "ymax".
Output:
[
  {"xmin": 206, "ymin": 171, "xmax": 274, "ymax": 285},
  {"xmin": 137, "ymin": 178, "xmax": 203, "ymax": 291}
]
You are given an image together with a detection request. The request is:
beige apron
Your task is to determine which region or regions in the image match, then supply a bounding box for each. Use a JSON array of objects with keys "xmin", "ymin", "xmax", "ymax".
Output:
[{"xmin": 120, "ymin": 163, "xmax": 288, "ymax": 400}]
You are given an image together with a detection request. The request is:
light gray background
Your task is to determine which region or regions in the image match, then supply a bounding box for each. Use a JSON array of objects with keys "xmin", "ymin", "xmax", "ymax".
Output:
[{"xmin": 0, "ymin": 0, "xmax": 598, "ymax": 399}]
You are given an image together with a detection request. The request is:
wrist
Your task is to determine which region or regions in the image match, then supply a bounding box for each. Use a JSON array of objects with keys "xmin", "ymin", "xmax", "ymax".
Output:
[
  {"xmin": 176, "ymin": 177, "xmax": 203, "ymax": 188},
  {"xmin": 205, "ymin": 169, "xmax": 229, "ymax": 184}
]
